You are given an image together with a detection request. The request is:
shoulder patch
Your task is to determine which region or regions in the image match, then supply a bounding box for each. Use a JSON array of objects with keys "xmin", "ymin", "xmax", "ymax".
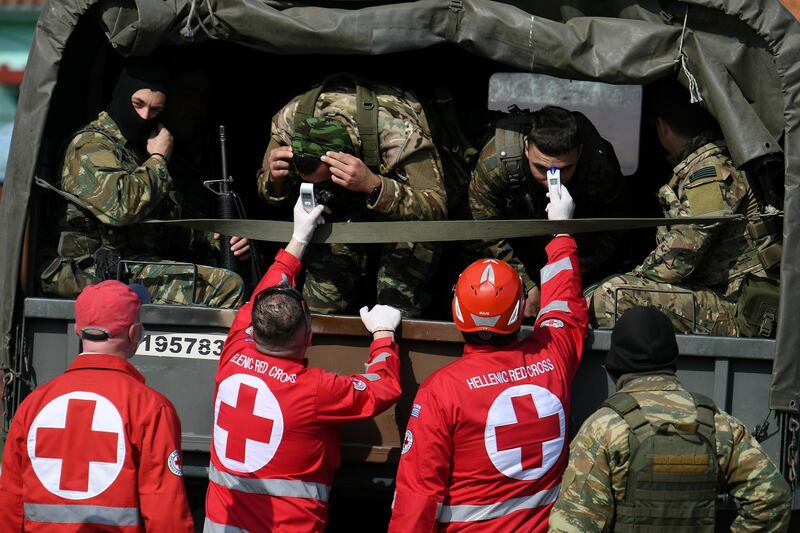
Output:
[
  {"xmin": 687, "ymin": 166, "xmax": 717, "ymax": 183},
  {"xmin": 167, "ymin": 449, "xmax": 183, "ymax": 477},
  {"xmin": 539, "ymin": 318, "xmax": 564, "ymax": 329},
  {"xmin": 402, "ymin": 429, "xmax": 414, "ymax": 455}
]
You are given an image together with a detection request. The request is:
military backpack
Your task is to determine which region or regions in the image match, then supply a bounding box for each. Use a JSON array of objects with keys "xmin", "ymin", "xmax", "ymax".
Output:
[{"xmin": 601, "ymin": 391, "xmax": 721, "ymax": 533}]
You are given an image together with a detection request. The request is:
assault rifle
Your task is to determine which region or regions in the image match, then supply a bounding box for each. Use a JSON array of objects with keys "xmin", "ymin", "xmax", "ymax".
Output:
[{"xmin": 204, "ymin": 125, "xmax": 238, "ymax": 271}]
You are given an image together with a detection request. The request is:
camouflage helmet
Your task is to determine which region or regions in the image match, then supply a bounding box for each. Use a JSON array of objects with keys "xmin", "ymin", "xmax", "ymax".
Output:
[{"xmin": 291, "ymin": 116, "xmax": 356, "ymax": 159}]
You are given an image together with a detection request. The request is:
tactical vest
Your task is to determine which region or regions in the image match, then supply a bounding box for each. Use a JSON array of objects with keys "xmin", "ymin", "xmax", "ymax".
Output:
[
  {"xmin": 601, "ymin": 391, "xmax": 720, "ymax": 533},
  {"xmin": 294, "ymin": 73, "xmax": 381, "ymax": 172}
]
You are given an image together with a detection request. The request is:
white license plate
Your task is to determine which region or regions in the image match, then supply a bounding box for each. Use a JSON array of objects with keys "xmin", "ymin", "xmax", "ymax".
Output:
[{"xmin": 136, "ymin": 332, "xmax": 227, "ymax": 360}]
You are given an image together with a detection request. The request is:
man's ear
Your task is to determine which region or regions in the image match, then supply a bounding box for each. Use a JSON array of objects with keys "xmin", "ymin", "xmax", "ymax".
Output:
[
  {"xmin": 128, "ymin": 322, "xmax": 143, "ymax": 346},
  {"xmin": 523, "ymin": 137, "xmax": 529, "ymax": 157},
  {"xmin": 655, "ymin": 116, "xmax": 668, "ymax": 138}
]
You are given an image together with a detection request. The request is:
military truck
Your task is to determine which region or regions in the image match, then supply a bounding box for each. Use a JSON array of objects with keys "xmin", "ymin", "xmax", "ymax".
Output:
[{"xmin": 1, "ymin": 0, "xmax": 798, "ymax": 527}]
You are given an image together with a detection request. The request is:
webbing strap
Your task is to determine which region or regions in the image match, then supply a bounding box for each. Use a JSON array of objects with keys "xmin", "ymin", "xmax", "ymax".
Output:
[
  {"xmin": 356, "ymin": 83, "xmax": 380, "ymax": 171},
  {"xmin": 139, "ymin": 216, "xmax": 745, "ymax": 244},
  {"xmin": 690, "ymin": 392, "xmax": 717, "ymax": 442},
  {"xmin": 35, "ymin": 178, "xmax": 747, "ymax": 244},
  {"xmin": 294, "ymin": 82, "xmax": 325, "ymax": 125},
  {"xmin": 602, "ymin": 392, "xmax": 656, "ymax": 446},
  {"xmin": 495, "ymin": 116, "xmax": 528, "ymax": 203}
]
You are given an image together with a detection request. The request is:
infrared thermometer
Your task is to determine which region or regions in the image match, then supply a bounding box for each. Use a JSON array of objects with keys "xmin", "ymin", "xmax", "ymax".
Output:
[
  {"xmin": 300, "ymin": 182, "xmax": 317, "ymax": 213},
  {"xmin": 547, "ymin": 167, "xmax": 561, "ymax": 201}
]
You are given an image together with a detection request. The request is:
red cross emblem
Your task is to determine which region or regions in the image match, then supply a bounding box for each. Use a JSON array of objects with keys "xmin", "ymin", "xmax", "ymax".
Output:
[
  {"xmin": 217, "ymin": 383, "xmax": 275, "ymax": 463},
  {"xmin": 485, "ymin": 384, "xmax": 565, "ymax": 480},
  {"xmin": 35, "ymin": 399, "xmax": 119, "ymax": 491},
  {"xmin": 494, "ymin": 394, "xmax": 561, "ymax": 470},
  {"xmin": 28, "ymin": 392, "xmax": 124, "ymax": 499},
  {"xmin": 214, "ymin": 373, "xmax": 284, "ymax": 473}
]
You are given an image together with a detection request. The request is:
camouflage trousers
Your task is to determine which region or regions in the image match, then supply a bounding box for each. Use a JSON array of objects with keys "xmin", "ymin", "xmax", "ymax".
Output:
[
  {"xmin": 41, "ymin": 253, "xmax": 245, "ymax": 309},
  {"xmin": 587, "ymin": 274, "xmax": 738, "ymax": 336},
  {"xmin": 303, "ymin": 242, "xmax": 440, "ymax": 318}
]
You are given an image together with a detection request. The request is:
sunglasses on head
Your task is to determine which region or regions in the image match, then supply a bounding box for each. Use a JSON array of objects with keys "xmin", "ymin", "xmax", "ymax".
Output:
[{"xmin": 254, "ymin": 285, "xmax": 311, "ymax": 340}]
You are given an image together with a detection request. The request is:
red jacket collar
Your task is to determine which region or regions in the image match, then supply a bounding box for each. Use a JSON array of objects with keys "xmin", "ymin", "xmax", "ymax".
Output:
[
  {"xmin": 462, "ymin": 339, "xmax": 522, "ymax": 357},
  {"xmin": 66, "ymin": 354, "xmax": 146, "ymax": 383}
]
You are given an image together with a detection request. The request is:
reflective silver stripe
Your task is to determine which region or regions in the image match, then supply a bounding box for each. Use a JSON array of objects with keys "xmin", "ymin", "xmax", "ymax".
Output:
[
  {"xmin": 536, "ymin": 300, "xmax": 571, "ymax": 321},
  {"xmin": 358, "ymin": 373, "xmax": 382, "ymax": 382},
  {"xmin": 540, "ymin": 257, "xmax": 573, "ymax": 285},
  {"xmin": 204, "ymin": 517, "xmax": 251, "ymax": 533},
  {"xmin": 209, "ymin": 464, "xmax": 330, "ymax": 501},
  {"xmin": 470, "ymin": 313, "xmax": 500, "ymax": 327},
  {"xmin": 24, "ymin": 503, "xmax": 142, "ymax": 526},
  {"xmin": 364, "ymin": 351, "xmax": 392, "ymax": 371},
  {"xmin": 438, "ymin": 484, "xmax": 561, "ymax": 523}
]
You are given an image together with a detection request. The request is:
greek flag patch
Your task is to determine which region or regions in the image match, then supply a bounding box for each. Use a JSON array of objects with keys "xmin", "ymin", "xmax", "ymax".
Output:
[
  {"xmin": 688, "ymin": 166, "xmax": 717, "ymax": 183},
  {"xmin": 411, "ymin": 403, "xmax": 422, "ymax": 418}
]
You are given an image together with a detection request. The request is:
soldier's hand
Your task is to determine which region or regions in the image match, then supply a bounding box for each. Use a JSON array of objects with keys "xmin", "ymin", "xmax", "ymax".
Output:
[
  {"xmin": 147, "ymin": 126, "xmax": 174, "ymax": 162},
  {"xmin": 524, "ymin": 286, "xmax": 541, "ymax": 318},
  {"xmin": 230, "ymin": 236, "xmax": 251, "ymax": 261},
  {"xmin": 322, "ymin": 151, "xmax": 381, "ymax": 194},
  {"xmin": 268, "ymin": 146, "xmax": 293, "ymax": 182}
]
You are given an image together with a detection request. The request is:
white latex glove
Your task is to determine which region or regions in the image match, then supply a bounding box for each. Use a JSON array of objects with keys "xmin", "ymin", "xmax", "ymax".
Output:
[
  {"xmin": 292, "ymin": 196, "xmax": 325, "ymax": 244},
  {"xmin": 545, "ymin": 184, "xmax": 575, "ymax": 221},
  {"xmin": 359, "ymin": 305, "xmax": 402, "ymax": 334}
]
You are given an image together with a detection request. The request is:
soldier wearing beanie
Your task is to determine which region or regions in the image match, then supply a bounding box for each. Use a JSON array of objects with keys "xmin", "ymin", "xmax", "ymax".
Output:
[
  {"xmin": 549, "ymin": 306, "xmax": 791, "ymax": 532},
  {"xmin": 258, "ymin": 75, "xmax": 447, "ymax": 318}
]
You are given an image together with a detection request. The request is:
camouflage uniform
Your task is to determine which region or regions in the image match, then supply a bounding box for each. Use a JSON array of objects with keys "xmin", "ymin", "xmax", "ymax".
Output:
[
  {"xmin": 258, "ymin": 81, "xmax": 447, "ymax": 317},
  {"xmin": 467, "ymin": 112, "xmax": 628, "ymax": 293},
  {"xmin": 548, "ymin": 373, "xmax": 791, "ymax": 532},
  {"xmin": 41, "ymin": 112, "xmax": 244, "ymax": 308},
  {"xmin": 588, "ymin": 131, "xmax": 769, "ymax": 335}
]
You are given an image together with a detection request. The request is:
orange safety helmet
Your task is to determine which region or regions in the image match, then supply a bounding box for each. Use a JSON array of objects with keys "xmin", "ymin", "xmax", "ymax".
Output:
[{"xmin": 452, "ymin": 258, "xmax": 525, "ymax": 334}]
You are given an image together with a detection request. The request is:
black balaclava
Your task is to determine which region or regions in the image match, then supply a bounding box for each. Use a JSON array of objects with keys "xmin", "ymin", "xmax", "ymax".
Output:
[
  {"xmin": 106, "ymin": 58, "xmax": 170, "ymax": 146},
  {"xmin": 605, "ymin": 306, "xmax": 679, "ymax": 380}
]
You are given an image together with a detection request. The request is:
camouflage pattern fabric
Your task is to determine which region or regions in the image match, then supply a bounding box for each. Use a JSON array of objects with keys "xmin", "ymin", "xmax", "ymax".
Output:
[
  {"xmin": 588, "ymin": 274, "xmax": 738, "ymax": 336},
  {"xmin": 302, "ymin": 241, "xmax": 439, "ymax": 317},
  {"xmin": 548, "ymin": 373, "xmax": 792, "ymax": 532},
  {"xmin": 258, "ymin": 80, "xmax": 447, "ymax": 316},
  {"xmin": 588, "ymin": 132, "xmax": 767, "ymax": 335},
  {"xmin": 41, "ymin": 111, "xmax": 244, "ymax": 308},
  {"xmin": 291, "ymin": 116, "xmax": 355, "ymax": 158},
  {"xmin": 466, "ymin": 113, "xmax": 628, "ymax": 292}
]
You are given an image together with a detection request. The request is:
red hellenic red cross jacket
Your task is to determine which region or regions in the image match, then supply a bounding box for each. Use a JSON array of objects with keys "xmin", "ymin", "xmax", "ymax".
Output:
[
  {"xmin": 204, "ymin": 249, "xmax": 401, "ymax": 533},
  {"xmin": 389, "ymin": 236, "xmax": 588, "ymax": 532},
  {"xmin": 0, "ymin": 354, "xmax": 194, "ymax": 532}
]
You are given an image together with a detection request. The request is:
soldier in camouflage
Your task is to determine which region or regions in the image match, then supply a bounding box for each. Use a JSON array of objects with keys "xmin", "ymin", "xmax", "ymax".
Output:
[
  {"xmin": 549, "ymin": 306, "xmax": 791, "ymax": 532},
  {"xmin": 40, "ymin": 59, "xmax": 249, "ymax": 308},
  {"xmin": 258, "ymin": 77, "xmax": 447, "ymax": 317},
  {"xmin": 587, "ymin": 81, "xmax": 774, "ymax": 336},
  {"xmin": 467, "ymin": 106, "xmax": 627, "ymax": 318}
]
